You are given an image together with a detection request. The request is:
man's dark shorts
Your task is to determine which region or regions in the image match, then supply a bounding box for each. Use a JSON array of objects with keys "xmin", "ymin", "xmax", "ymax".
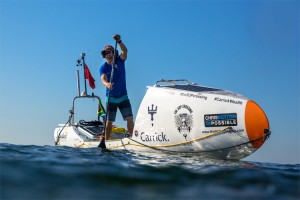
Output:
[{"xmin": 107, "ymin": 98, "xmax": 133, "ymax": 122}]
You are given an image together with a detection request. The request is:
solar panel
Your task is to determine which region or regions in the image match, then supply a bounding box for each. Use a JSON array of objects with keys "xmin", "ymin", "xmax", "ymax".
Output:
[
  {"xmin": 162, "ymin": 84, "xmax": 223, "ymax": 92},
  {"xmin": 153, "ymin": 79, "xmax": 249, "ymax": 99}
]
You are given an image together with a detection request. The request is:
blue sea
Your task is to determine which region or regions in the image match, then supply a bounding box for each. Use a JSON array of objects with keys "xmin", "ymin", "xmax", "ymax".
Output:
[{"xmin": 0, "ymin": 143, "xmax": 299, "ymax": 200}]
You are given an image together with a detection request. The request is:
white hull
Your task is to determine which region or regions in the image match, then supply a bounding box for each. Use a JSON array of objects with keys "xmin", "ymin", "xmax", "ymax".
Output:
[
  {"xmin": 54, "ymin": 80, "xmax": 270, "ymax": 160},
  {"xmin": 54, "ymin": 124, "xmax": 258, "ymax": 160}
]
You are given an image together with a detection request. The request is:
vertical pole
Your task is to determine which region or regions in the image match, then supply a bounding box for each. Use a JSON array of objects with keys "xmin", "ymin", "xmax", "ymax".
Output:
[
  {"xmin": 76, "ymin": 70, "xmax": 81, "ymax": 96},
  {"xmin": 81, "ymin": 53, "xmax": 87, "ymax": 95}
]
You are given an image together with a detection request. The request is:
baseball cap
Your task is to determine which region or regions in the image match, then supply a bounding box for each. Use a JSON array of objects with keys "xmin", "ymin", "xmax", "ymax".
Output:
[{"xmin": 101, "ymin": 45, "xmax": 114, "ymax": 57}]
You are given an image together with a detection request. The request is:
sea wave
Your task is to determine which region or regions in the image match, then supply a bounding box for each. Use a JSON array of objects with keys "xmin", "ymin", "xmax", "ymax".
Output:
[{"xmin": 0, "ymin": 143, "xmax": 299, "ymax": 200}]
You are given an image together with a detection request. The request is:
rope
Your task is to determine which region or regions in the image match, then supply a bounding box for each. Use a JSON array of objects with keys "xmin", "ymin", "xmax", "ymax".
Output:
[
  {"xmin": 55, "ymin": 111, "xmax": 73, "ymax": 145},
  {"xmin": 79, "ymin": 120, "xmax": 103, "ymax": 126},
  {"xmin": 127, "ymin": 126, "xmax": 233, "ymax": 149},
  {"xmin": 107, "ymin": 127, "xmax": 271, "ymax": 154},
  {"xmin": 105, "ymin": 126, "xmax": 232, "ymax": 151}
]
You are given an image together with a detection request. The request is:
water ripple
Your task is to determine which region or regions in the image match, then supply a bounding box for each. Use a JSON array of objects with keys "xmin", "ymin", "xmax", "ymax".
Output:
[{"xmin": 1, "ymin": 143, "xmax": 299, "ymax": 200}]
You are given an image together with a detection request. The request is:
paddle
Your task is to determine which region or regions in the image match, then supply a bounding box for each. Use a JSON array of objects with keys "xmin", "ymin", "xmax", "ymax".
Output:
[{"xmin": 99, "ymin": 40, "xmax": 118, "ymax": 149}]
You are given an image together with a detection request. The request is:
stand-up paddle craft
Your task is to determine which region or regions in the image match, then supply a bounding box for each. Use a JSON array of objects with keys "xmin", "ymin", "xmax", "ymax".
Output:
[
  {"xmin": 54, "ymin": 65, "xmax": 271, "ymax": 159},
  {"xmin": 54, "ymin": 57, "xmax": 271, "ymax": 160}
]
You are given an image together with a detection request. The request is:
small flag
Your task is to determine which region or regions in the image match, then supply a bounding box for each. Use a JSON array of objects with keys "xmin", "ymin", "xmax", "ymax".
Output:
[
  {"xmin": 84, "ymin": 64, "xmax": 95, "ymax": 89},
  {"xmin": 98, "ymin": 100, "xmax": 106, "ymax": 121}
]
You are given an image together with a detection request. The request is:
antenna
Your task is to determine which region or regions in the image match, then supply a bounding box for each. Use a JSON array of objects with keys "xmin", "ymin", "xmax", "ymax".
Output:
[{"xmin": 76, "ymin": 52, "xmax": 88, "ymax": 96}]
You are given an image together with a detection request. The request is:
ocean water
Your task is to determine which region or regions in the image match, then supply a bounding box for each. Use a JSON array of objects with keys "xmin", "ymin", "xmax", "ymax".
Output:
[{"xmin": 0, "ymin": 143, "xmax": 299, "ymax": 200}]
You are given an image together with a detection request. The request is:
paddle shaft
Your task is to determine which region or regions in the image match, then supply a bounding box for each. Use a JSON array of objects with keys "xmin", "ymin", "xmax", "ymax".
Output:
[{"xmin": 99, "ymin": 40, "xmax": 118, "ymax": 148}]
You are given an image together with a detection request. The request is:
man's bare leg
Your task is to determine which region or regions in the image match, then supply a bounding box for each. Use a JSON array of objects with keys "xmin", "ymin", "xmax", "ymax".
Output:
[{"xmin": 126, "ymin": 117, "xmax": 134, "ymax": 135}]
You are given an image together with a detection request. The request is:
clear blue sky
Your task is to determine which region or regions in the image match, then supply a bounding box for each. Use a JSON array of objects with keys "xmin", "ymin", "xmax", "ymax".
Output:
[{"xmin": 0, "ymin": 0, "xmax": 299, "ymax": 164}]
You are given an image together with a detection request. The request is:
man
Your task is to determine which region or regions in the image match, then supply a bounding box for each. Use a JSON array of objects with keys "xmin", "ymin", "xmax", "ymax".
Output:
[{"xmin": 100, "ymin": 34, "xmax": 134, "ymax": 140}]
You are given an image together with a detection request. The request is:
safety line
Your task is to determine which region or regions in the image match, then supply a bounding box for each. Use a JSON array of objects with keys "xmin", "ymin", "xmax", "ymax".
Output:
[
  {"xmin": 106, "ymin": 126, "xmax": 232, "ymax": 150},
  {"xmin": 106, "ymin": 128, "xmax": 270, "ymax": 153}
]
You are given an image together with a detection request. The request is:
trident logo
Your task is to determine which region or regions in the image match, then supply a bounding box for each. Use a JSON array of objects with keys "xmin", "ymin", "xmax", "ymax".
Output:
[{"xmin": 148, "ymin": 104, "xmax": 157, "ymax": 127}]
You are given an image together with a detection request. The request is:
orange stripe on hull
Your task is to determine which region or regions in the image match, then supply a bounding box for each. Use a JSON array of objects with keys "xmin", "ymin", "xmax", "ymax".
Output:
[{"xmin": 245, "ymin": 100, "xmax": 270, "ymax": 148}]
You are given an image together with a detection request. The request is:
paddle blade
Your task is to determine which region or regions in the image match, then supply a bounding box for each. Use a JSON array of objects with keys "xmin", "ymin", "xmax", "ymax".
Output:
[{"xmin": 98, "ymin": 138, "xmax": 106, "ymax": 149}]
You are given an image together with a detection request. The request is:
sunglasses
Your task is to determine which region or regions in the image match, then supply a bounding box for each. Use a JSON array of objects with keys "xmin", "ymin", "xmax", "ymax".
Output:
[{"xmin": 103, "ymin": 50, "xmax": 114, "ymax": 56}]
